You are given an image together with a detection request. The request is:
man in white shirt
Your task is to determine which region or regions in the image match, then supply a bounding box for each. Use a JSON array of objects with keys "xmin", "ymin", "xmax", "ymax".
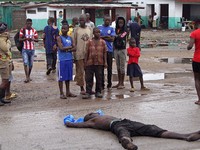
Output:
[
  {"xmin": 153, "ymin": 12, "xmax": 158, "ymax": 29},
  {"xmin": 85, "ymin": 13, "xmax": 95, "ymax": 29},
  {"xmin": 111, "ymin": 14, "xmax": 119, "ymax": 29}
]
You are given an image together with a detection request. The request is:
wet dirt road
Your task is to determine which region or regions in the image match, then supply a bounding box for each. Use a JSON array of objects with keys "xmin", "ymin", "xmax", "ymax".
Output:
[{"xmin": 0, "ymin": 30, "xmax": 200, "ymax": 150}]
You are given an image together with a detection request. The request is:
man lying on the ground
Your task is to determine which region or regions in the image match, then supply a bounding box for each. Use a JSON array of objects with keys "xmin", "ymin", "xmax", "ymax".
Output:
[{"xmin": 65, "ymin": 112, "xmax": 200, "ymax": 150}]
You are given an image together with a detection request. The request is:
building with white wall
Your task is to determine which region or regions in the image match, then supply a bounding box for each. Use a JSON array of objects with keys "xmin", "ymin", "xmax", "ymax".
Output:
[
  {"xmin": 22, "ymin": 2, "xmax": 135, "ymax": 31},
  {"xmin": 117, "ymin": 0, "xmax": 200, "ymax": 29}
]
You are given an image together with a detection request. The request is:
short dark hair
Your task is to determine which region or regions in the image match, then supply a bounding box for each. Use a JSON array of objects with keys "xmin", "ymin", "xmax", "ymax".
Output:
[
  {"xmin": 61, "ymin": 19, "xmax": 68, "ymax": 25},
  {"xmin": 93, "ymin": 27, "xmax": 100, "ymax": 33},
  {"xmin": 48, "ymin": 17, "xmax": 55, "ymax": 23},
  {"xmin": 26, "ymin": 18, "xmax": 32, "ymax": 22}
]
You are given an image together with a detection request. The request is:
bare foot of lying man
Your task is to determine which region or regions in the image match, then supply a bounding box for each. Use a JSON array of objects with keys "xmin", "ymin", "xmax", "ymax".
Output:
[{"xmin": 65, "ymin": 112, "xmax": 200, "ymax": 149}]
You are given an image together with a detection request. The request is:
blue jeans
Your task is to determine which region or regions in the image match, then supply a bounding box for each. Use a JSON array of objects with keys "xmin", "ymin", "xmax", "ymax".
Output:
[
  {"xmin": 22, "ymin": 49, "xmax": 35, "ymax": 67},
  {"xmin": 46, "ymin": 52, "xmax": 57, "ymax": 70}
]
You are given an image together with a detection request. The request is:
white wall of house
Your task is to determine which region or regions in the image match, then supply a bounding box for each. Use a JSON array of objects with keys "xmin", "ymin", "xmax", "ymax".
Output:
[
  {"xmin": 118, "ymin": 0, "xmax": 200, "ymax": 29},
  {"xmin": 26, "ymin": 6, "xmax": 82, "ymax": 30}
]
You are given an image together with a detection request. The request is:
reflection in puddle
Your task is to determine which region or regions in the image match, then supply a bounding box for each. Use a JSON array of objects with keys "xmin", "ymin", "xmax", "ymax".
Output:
[
  {"xmin": 111, "ymin": 94, "xmax": 130, "ymax": 99},
  {"xmin": 160, "ymin": 58, "xmax": 192, "ymax": 64},
  {"xmin": 102, "ymin": 92, "xmax": 148, "ymax": 100},
  {"xmin": 143, "ymin": 73, "xmax": 165, "ymax": 81}
]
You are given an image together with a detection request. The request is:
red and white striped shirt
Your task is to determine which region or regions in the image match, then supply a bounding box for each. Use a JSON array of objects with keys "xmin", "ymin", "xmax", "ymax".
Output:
[{"xmin": 19, "ymin": 27, "xmax": 38, "ymax": 50}]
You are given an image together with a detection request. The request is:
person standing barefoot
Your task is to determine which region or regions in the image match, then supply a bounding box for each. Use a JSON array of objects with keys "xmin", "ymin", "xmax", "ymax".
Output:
[{"xmin": 187, "ymin": 19, "xmax": 200, "ymax": 105}]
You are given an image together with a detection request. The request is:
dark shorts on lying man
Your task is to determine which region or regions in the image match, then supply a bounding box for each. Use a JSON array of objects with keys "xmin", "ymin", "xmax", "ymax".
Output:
[{"xmin": 110, "ymin": 119, "xmax": 167, "ymax": 138}]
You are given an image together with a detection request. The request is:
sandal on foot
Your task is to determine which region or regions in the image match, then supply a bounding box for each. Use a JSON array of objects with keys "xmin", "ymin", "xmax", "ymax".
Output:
[
  {"xmin": 60, "ymin": 94, "xmax": 67, "ymax": 99},
  {"xmin": 117, "ymin": 85, "xmax": 125, "ymax": 89},
  {"xmin": 67, "ymin": 93, "xmax": 77, "ymax": 97},
  {"xmin": 24, "ymin": 79, "xmax": 29, "ymax": 83},
  {"xmin": 130, "ymin": 88, "xmax": 135, "ymax": 92},
  {"xmin": 80, "ymin": 90, "xmax": 86, "ymax": 95},
  {"xmin": 141, "ymin": 87, "xmax": 150, "ymax": 91},
  {"xmin": 5, "ymin": 93, "xmax": 17, "ymax": 100},
  {"xmin": 194, "ymin": 101, "xmax": 200, "ymax": 105},
  {"xmin": 112, "ymin": 84, "xmax": 119, "ymax": 88}
]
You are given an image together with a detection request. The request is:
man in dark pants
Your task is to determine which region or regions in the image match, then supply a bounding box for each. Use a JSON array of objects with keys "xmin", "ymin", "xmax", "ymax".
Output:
[
  {"xmin": 83, "ymin": 28, "xmax": 107, "ymax": 99},
  {"xmin": 43, "ymin": 17, "xmax": 59, "ymax": 75},
  {"xmin": 129, "ymin": 17, "xmax": 141, "ymax": 50},
  {"xmin": 98, "ymin": 15, "xmax": 115, "ymax": 89},
  {"xmin": 66, "ymin": 112, "xmax": 200, "ymax": 150}
]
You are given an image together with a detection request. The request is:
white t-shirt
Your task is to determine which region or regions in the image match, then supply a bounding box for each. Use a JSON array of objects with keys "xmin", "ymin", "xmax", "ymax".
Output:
[
  {"xmin": 85, "ymin": 21, "xmax": 95, "ymax": 29},
  {"xmin": 111, "ymin": 21, "xmax": 116, "ymax": 29},
  {"xmin": 153, "ymin": 15, "xmax": 158, "ymax": 21}
]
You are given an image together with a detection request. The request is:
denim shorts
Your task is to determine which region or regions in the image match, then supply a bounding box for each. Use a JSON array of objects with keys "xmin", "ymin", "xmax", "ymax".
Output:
[{"xmin": 22, "ymin": 49, "xmax": 35, "ymax": 67}]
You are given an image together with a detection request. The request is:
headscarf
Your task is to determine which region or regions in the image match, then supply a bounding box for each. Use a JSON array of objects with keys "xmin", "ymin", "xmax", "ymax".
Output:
[{"xmin": 0, "ymin": 22, "xmax": 8, "ymax": 33}]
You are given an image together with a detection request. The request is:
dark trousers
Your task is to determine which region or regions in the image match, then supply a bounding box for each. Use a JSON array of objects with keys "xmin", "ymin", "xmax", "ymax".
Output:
[
  {"xmin": 46, "ymin": 52, "xmax": 57, "ymax": 70},
  {"xmin": 102, "ymin": 52, "xmax": 113, "ymax": 88},
  {"xmin": 85, "ymin": 65, "xmax": 103, "ymax": 94}
]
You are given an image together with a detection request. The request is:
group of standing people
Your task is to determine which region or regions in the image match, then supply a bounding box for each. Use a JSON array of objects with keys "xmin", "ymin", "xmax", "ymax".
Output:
[
  {"xmin": 148, "ymin": 12, "xmax": 158, "ymax": 29},
  {"xmin": 0, "ymin": 13, "xmax": 150, "ymax": 105},
  {"xmin": 1, "ymin": 12, "xmax": 153, "ymax": 106},
  {"xmin": 0, "ymin": 14, "xmax": 200, "ymax": 105},
  {"xmin": 41, "ymin": 13, "xmax": 149, "ymax": 99}
]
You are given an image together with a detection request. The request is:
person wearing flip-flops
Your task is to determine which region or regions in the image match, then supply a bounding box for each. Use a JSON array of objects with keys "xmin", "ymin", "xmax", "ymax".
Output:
[
  {"xmin": 19, "ymin": 19, "xmax": 38, "ymax": 83},
  {"xmin": 127, "ymin": 38, "xmax": 149, "ymax": 92},
  {"xmin": 57, "ymin": 24, "xmax": 76, "ymax": 99},
  {"xmin": 187, "ymin": 19, "xmax": 200, "ymax": 105}
]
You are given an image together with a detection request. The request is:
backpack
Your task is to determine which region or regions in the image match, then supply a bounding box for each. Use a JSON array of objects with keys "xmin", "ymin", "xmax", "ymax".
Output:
[{"xmin": 14, "ymin": 28, "xmax": 25, "ymax": 52}]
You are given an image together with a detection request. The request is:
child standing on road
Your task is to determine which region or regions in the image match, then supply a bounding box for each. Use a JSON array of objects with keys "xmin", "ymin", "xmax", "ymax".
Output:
[
  {"xmin": 127, "ymin": 38, "xmax": 149, "ymax": 92},
  {"xmin": 57, "ymin": 24, "xmax": 76, "ymax": 99},
  {"xmin": 83, "ymin": 27, "xmax": 107, "ymax": 99}
]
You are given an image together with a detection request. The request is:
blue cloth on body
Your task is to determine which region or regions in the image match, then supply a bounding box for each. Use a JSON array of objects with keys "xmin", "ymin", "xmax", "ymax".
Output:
[{"xmin": 63, "ymin": 109, "xmax": 104, "ymax": 124}]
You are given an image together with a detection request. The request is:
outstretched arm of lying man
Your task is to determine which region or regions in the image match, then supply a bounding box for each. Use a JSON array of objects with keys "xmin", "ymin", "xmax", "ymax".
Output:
[{"xmin": 65, "ymin": 121, "xmax": 95, "ymax": 128}]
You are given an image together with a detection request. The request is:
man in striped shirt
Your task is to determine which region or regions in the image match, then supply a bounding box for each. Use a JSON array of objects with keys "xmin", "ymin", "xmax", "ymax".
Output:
[{"xmin": 19, "ymin": 18, "xmax": 38, "ymax": 83}]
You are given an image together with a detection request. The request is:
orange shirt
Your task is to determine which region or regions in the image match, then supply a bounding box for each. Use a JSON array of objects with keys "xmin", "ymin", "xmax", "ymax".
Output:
[
  {"xmin": 127, "ymin": 47, "xmax": 140, "ymax": 64},
  {"xmin": 190, "ymin": 29, "xmax": 200, "ymax": 62}
]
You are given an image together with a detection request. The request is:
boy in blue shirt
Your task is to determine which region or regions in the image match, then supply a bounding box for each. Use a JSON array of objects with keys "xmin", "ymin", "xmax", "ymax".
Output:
[{"xmin": 98, "ymin": 15, "xmax": 116, "ymax": 89}]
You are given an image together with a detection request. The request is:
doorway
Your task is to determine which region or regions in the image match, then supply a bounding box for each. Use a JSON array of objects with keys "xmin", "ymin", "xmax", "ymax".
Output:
[
  {"xmin": 183, "ymin": 4, "xmax": 190, "ymax": 20},
  {"xmin": 160, "ymin": 4, "xmax": 169, "ymax": 29}
]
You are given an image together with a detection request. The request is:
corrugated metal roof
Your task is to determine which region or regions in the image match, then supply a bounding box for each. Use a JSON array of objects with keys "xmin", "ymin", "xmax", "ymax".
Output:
[
  {"xmin": 176, "ymin": 0, "xmax": 200, "ymax": 2},
  {"xmin": 22, "ymin": 2, "xmax": 137, "ymax": 9}
]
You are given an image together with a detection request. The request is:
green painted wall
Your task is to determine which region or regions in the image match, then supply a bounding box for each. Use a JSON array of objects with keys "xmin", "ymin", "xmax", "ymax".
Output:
[
  {"xmin": 168, "ymin": 17, "xmax": 181, "ymax": 29},
  {"xmin": 95, "ymin": 18, "xmax": 104, "ymax": 26},
  {"xmin": 130, "ymin": 15, "xmax": 182, "ymax": 29},
  {"xmin": 0, "ymin": 6, "xmax": 21, "ymax": 29},
  {"xmin": 32, "ymin": 19, "xmax": 48, "ymax": 31}
]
